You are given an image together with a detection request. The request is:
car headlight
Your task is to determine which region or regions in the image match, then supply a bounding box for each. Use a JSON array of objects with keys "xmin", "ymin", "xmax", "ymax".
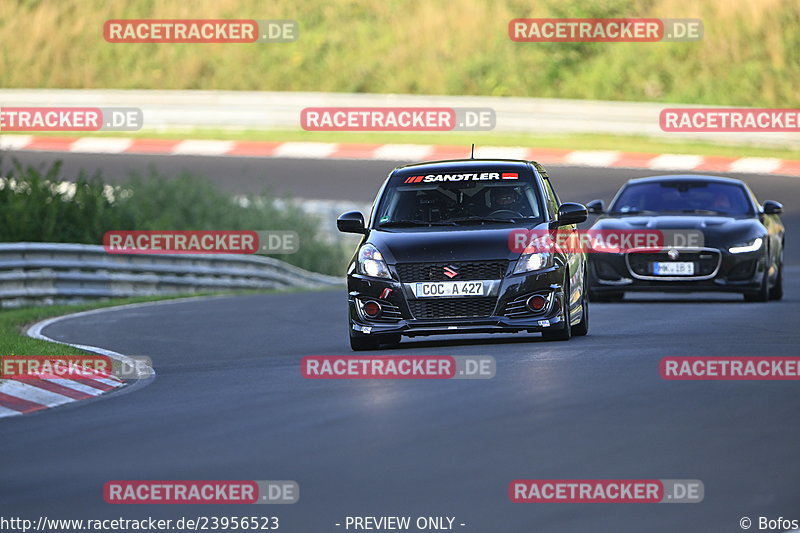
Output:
[
  {"xmin": 729, "ymin": 237, "xmax": 763, "ymax": 254},
  {"xmin": 513, "ymin": 251, "xmax": 552, "ymax": 274},
  {"xmin": 357, "ymin": 244, "xmax": 392, "ymax": 278}
]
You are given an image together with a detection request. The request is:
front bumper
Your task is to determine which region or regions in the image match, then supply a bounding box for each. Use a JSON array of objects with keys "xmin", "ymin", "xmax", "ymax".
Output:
[
  {"xmin": 347, "ymin": 266, "xmax": 568, "ymax": 338},
  {"xmin": 589, "ymin": 248, "xmax": 766, "ymax": 294}
]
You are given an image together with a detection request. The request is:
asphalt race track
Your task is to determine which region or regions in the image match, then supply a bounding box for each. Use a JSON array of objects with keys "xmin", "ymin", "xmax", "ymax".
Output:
[{"xmin": 2, "ymin": 152, "xmax": 799, "ymax": 533}]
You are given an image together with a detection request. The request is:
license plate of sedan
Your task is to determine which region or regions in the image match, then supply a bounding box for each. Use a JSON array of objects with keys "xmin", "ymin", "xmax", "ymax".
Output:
[
  {"xmin": 652, "ymin": 262, "xmax": 695, "ymax": 275},
  {"xmin": 415, "ymin": 281, "xmax": 486, "ymax": 297}
]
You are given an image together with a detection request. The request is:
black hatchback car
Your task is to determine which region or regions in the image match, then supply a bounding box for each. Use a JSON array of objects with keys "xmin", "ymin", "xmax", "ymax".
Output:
[
  {"xmin": 337, "ymin": 159, "xmax": 589, "ymax": 350},
  {"xmin": 586, "ymin": 175, "xmax": 784, "ymax": 302}
]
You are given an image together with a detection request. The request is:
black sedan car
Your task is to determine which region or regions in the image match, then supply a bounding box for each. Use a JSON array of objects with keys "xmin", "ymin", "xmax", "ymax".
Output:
[
  {"xmin": 586, "ymin": 175, "xmax": 784, "ymax": 302},
  {"xmin": 337, "ymin": 159, "xmax": 589, "ymax": 350}
]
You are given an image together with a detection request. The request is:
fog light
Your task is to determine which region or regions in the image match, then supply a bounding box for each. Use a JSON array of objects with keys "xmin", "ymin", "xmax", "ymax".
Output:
[
  {"xmin": 526, "ymin": 295, "xmax": 547, "ymax": 312},
  {"xmin": 363, "ymin": 300, "xmax": 382, "ymax": 318}
]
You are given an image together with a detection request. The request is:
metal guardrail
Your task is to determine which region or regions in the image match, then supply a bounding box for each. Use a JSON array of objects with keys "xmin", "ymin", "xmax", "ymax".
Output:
[
  {"xmin": 0, "ymin": 243, "xmax": 341, "ymax": 308},
  {"xmin": 1, "ymin": 89, "xmax": 796, "ymax": 148},
  {"xmin": 285, "ymin": 198, "xmax": 372, "ymax": 244}
]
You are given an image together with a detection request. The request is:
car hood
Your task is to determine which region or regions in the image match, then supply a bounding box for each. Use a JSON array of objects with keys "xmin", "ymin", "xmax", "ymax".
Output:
[
  {"xmin": 366, "ymin": 224, "xmax": 547, "ymax": 263},
  {"xmin": 590, "ymin": 215, "xmax": 764, "ymax": 248}
]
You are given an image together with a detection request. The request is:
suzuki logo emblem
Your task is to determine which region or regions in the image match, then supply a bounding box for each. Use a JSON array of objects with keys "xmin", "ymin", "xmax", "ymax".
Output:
[
  {"xmin": 443, "ymin": 265, "xmax": 459, "ymax": 278},
  {"xmin": 667, "ymin": 249, "xmax": 680, "ymax": 260}
]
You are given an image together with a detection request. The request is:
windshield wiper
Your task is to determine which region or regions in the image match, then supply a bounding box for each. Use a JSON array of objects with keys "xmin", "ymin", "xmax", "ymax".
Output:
[
  {"xmin": 673, "ymin": 209, "xmax": 726, "ymax": 215},
  {"xmin": 379, "ymin": 219, "xmax": 456, "ymax": 227},
  {"xmin": 607, "ymin": 209, "xmax": 660, "ymax": 216},
  {"xmin": 445, "ymin": 216, "xmax": 519, "ymax": 224}
]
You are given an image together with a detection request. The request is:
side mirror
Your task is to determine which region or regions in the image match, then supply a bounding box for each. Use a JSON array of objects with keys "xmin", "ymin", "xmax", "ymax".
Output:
[
  {"xmin": 557, "ymin": 202, "xmax": 588, "ymax": 227},
  {"xmin": 337, "ymin": 211, "xmax": 367, "ymax": 234},
  {"xmin": 763, "ymin": 200, "xmax": 783, "ymax": 215},
  {"xmin": 586, "ymin": 199, "xmax": 605, "ymax": 214}
]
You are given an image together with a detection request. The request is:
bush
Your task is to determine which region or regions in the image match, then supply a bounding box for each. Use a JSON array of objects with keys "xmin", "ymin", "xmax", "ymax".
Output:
[{"xmin": 0, "ymin": 159, "xmax": 349, "ymax": 276}]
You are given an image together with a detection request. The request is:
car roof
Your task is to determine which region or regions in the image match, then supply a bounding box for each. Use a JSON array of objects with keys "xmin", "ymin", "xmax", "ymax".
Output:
[
  {"xmin": 393, "ymin": 158, "xmax": 535, "ymax": 174},
  {"xmin": 626, "ymin": 174, "xmax": 747, "ymax": 186}
]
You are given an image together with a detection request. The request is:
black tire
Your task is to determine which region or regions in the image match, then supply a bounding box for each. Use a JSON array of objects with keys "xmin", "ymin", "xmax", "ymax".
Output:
[
  {"xmin": 744, "ymin": 272, "xmax": 769, "ymax": 302},
  {"xmin": 769, "ymin": 256, "xmax": 784, "ymax": 301},
  {"xmin": 349, "ymin": 332, "xmax": 380, "ymax": 351},
  {"xmin": 349, "ymin": 332, "xmax": 401, "ymax": 351},
  {"xmin": 572, "ymin": 284, "xmax": 589, "ymax": 337},
  {"xmin": 542, "ymin": 283, "xmax": 572, "ymax": 341}
]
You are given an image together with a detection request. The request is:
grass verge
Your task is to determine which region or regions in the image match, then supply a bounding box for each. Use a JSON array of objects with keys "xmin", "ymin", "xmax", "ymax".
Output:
[{"xmin": 1, "ymin": 0, "xmax": 796, "ymax": 107}]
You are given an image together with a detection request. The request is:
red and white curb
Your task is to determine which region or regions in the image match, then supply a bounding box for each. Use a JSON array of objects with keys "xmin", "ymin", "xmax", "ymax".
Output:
[
  {"xmin": 0, "ymin": 303, "xmax": 158, "ymax": 419},
  {"xmin": 1, "ymin": 135, "xmax": 799, "ymax": 177},
  {"xmin": 0, "ymin": 372, "xmax": 124, "ymax": 417}
]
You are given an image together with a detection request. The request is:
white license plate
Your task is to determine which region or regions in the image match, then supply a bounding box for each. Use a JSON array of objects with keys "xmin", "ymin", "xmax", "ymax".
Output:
[
  {"xmin": 414, "ymin": 281, "xmax": 486, "ymax": 298},
  {"xmin": 652, "ymin": 262, "xmax": 695, "ymax": 276}
]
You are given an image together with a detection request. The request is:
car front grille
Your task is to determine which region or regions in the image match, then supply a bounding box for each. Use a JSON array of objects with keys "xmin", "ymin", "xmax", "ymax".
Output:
[
  {"xmin": 408, "ymin": 297, "xmax": 498, "ymax": 319},
  {"xmin": 395, "ymin": 261, "xmax": 508, "ymax": 282},
  {"xmin": 626, "ymin": 249, "xmax": 721, "ymax": 280}
]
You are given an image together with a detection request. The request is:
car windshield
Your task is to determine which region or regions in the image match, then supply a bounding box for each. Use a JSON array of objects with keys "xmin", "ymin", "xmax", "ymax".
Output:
[
  {"xmin": 375, "ymin": 174, "xmax": 544, "ymax": 227},
  {"xmin": 609, "ymin": 181, "xmax": 753, "ymax": 216}
]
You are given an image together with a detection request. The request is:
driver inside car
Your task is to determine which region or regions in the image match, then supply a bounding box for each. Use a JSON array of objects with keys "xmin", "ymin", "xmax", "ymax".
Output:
[{"xmin": 489, "ymin": 187, "xmax": 527, "ymax": 216}]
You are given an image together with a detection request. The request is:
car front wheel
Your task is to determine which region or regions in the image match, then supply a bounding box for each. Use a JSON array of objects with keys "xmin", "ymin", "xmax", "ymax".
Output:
[
  {"xmin": 572, "ymin": 279, "xmax": 589, "ymax": 337},
  {"xmin": 744, "ymin": 271, "xmax": 770, "ymax": 302},
  {"xmin": 349, "ymin": 331, "xmax": 401, "ymax": 351},
  {"xmin": 542, "ymin": 284, "xmax": 572, "ymax": 341},
  {"xmin": 349, "ymin": 331, "xmax": 379, "ymax": 351},
  {"xmin": 769, "ymin": 252, "xmax": 784, "ymax": 301}
]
